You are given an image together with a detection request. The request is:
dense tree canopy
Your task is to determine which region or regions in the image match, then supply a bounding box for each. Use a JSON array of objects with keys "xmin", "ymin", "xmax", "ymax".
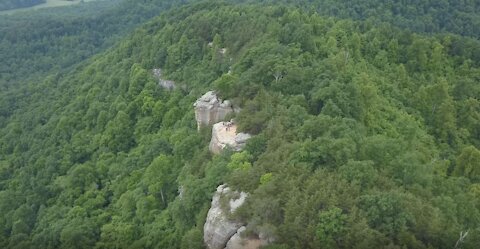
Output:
[
  {"xmin": 0, "ymin": 1, "xmax": 479, "ymax": 249},
  {"xmin": 0, "ymin": 0, "xmax": 184, "ymax": 89},
  {"xmin": 239, "ymin": 0, "xmax": 480, "ymax": 38}
]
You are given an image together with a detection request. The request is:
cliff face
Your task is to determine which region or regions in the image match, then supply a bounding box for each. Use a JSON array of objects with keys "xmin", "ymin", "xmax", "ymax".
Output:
[
  {"xmin": 204, "ymin": 185, "xmax": 248, "ymax": 249},
  {"xmin": 194, "ymin": 91, "xmax": 233, "ymax": 130},
  {"xmin": 204, "ymin": 185, "xmax": 271, "ymax": 249},
  {"xmin": 209, "ymin": 122, "xmax": 251, "ymax": 154}
]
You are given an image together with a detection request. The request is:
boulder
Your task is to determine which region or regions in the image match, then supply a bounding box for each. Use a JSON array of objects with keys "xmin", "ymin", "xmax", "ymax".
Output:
[
  {"xmin": 209, "ymin": 122, "xmax": 251, "ymax": 154},
  {"xmin": 194, "ymin": 91, "xmax": 233, "ymax": 130},
  {"xmin": 204, "ymin": 185, "xmax": 248, "ymax": 249}
]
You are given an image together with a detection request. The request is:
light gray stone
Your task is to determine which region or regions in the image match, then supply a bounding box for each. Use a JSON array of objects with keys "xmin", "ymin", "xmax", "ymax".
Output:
[
  {"xmin": 224, "ymin": 226, "xmax": 268, "ymax": 249},
  {"xmin": 153, "ymin": 68, "xmax": 176, "ymax": 90},
  {"xmin": 224, "ymin": 227, "xmax": 248, "ymax": 249},
  {"xmin": 204, "ymin": 185, "xmax": 248, "ymax": 249},
  {"xmin": 204, "ymin": 186, "xmax": 272, "ymax": 249},
  {"xmin": 194, "ymin": 91, "xmax": 233, "ymax": 130},
  {"xmin": 209, "ymin": 122, "xmax": 251, "ymax": 154},
  {"xmin": 235, "ymin": 133, "xmax": 252, "ymax": 144}
]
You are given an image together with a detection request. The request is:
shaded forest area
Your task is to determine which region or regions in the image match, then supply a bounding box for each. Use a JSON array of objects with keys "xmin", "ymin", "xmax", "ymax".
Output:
[{"xmin": 0, "ymin": 2, "xmax": 479, "ymax": 248}]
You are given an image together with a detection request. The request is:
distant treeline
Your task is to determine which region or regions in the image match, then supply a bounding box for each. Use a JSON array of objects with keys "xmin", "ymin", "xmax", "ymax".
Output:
[{"xmin": 0, "ymin": 0, "xmax": 46, "ymax": 11}]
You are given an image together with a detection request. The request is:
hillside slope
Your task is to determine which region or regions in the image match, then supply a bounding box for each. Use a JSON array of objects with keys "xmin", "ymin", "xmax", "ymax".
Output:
[
  {"xmin": 0, "ymin": 0, "xmax": 183, "ymax": 88},
  {"xmin": 0, "ymin": 0, "xmax": 188, "ymax": 132},
  {"xmin": 0, "ymin": 2, "xmax": 479, "ymax": 249},
  {"xmin": 236, "ymin": 0, "xmax": 480, "ymax": 38}
]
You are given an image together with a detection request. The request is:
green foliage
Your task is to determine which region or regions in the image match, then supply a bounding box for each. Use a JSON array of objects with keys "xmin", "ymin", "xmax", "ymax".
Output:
[
  {"xmin": 0, "ymin": 2, "xmax": 479, "ymax": 249},
  {"xmin": 227, "ymin": 152, "xmax": 252, "ymax": 171},
  {"xmin": 180, "ymin": 227, "xmax": 204, "ymax": 249},
  {"xmin": 259, "ymin": 172, "xmax": 272, "ymax": 185},
  {"xmin": 0, "ymin": 0, "xmax": 187, "ymax": 90},
  {"xmin": 237, "ymin": 0, "xmax": 480, "ymax": 38},
  {"xmin": 454, "ymin": 146, "xmax": 480, "ymax": 181},
  {"xmin": 316, "ymin": 207, "xmax": 347, "ymax": 248},
  {"xmin": 100, "ymin": 111, "xmax": 134, "ymax": 152},
  {"xmin": 212, "ymin": 74, "xmax": 238, "ymax": 99}
]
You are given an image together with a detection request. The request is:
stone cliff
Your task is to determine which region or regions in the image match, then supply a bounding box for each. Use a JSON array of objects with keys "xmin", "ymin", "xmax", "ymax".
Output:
[
  {"xmin": 194, "ymin": 91, "xmax": 233, "ymax": 130},
  {"xmin": 209, "ymin": 122, "xmax": 251, "ymax": 154},
  {"xmin": 204, "ymin": 185, "xmax": 271, "ymax": 249},
  {"xmin": 204, "ymin": 185, "xmax": 248, "ymax": 249}
]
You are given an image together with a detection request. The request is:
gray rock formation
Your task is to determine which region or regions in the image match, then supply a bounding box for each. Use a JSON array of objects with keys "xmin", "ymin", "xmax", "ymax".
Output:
[
  {"xmin": 194, "ymin": 91, "xmax": 233, "ymax": 130},
  {"xmin": 178, "ymin": 185, "xmax": 184, "ymax": 200},
  {"xmin": 204, "ymin": 185, "xmax": 248, "ymax": 249},
  {"xmin": 225, "ymin": 226, "xmax": 266, "ymax": 249},
  {"xmin": 153, "ymin": 68, "xmax": 176, "ymax": 90},
  {"xmin": 209, "ymin": 122, "xmax": 251, "ymax": 154}
]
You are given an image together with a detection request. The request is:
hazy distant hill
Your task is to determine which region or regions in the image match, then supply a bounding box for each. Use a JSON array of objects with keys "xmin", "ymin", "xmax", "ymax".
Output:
[{"xmin": 0, "ymin": 0, "xmax": 45, "ymax": 11}]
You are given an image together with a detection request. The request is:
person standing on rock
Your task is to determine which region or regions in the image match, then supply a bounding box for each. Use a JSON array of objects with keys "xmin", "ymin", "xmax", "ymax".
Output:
[{"xmin": 226, "ymin": 120, "xmax": 234, "ymax": 132}]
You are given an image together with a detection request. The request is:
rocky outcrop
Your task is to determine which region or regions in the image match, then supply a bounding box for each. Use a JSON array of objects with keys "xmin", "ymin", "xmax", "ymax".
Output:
[
  {"xmin": 209, "ymin": 122, "xmax": 251, "ymax": 154},
  {"xmin": 194, "ymin": 91, "xmax": 233, "ymax": 130},
  {"xmin": 204, "ymin": 186, "xmax": 272, "ymax": 249},
  {"xmin": 178, "ymin": 185, "xmax": 185, "ymax": 200},
  {"xmin": 226, "ymin": 226, "xmax": 272, "ymax": 249},
  {"xmin": 153, "ymin": 68, "xmax": 176, "ymax": 90},
  {"xmin": 227, "ymin": 227, "xmax": 275, "ymax": 249},
  {"xmin": 204, "ymin": 185, "xmax": 248, "ymax": 249}
]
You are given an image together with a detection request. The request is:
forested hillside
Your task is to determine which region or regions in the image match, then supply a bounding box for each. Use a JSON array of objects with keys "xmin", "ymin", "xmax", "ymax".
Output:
[
  {"xmin": 240, "ymin": 0, "xmax": 480, "ymax": 38},
  {"xmin": 0, "ymin": 0, "xmax": 183, "ymax": 88},
  {"xmin": 0, "ymin": 2, "xmax": 479, "ymax": 248},
  {"xmin": 0, "ymin": 0, "xmax": 45, "ymax": 11},
  {"xmin": 0, "ymin": 0, "xmax": 187, "ymax": 131},
  {"xmin": 2, "ymin": 0, "xmax": 480, "ymax": 91}
]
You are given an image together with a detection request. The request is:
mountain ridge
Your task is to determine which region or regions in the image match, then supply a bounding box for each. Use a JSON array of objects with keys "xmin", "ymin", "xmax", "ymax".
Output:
[{"xmin": 0, "ymin": 2, "xmax": 479, "ymax": 248}]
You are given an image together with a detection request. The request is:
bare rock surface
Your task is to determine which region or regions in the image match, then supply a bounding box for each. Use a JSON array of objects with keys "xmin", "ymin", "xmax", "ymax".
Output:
[
  {"xmin": 204, "ymin": 185, "xmax": 248, "ymax": 249},
  {"xmin": 194, "ymin": 91, "xmax": 233, "ymax": 130},
  {"xmin": 209, "ymin": 122, "xmax": 251, "ymax": 154},
  {"xmin": 227, "ymin": 227, "xmax": 276, "ymax": 249},
  {"xmin": 225, "ymin": 226, "xmax": 265, "ymax": 249},
  {"xmin": 153, "ymin": 68, "xmax": 176, "ymax": 90}
]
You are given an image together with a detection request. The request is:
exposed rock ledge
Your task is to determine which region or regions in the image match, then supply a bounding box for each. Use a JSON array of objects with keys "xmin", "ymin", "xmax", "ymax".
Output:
[
  {"xmin": 204, "ymin": 185, "xmax": 248, "ymax": 249},
  {"xmin": 194, "ymin": 91, "xmax": 233, "ymax": 130},
  {"xmin": 204, "ymin": 185, "xmax": 271, "ymax": 249},
  {"xmin": 225, "ymin": 226, "xmax": 269, "ymax": 249},
  {"xmin": 153, "ymin": 68, "xmax": 176, "ymax": 90},
  {"xmin": 209, "ymin": 122, "xmax": 251, "ymax": 154}
]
